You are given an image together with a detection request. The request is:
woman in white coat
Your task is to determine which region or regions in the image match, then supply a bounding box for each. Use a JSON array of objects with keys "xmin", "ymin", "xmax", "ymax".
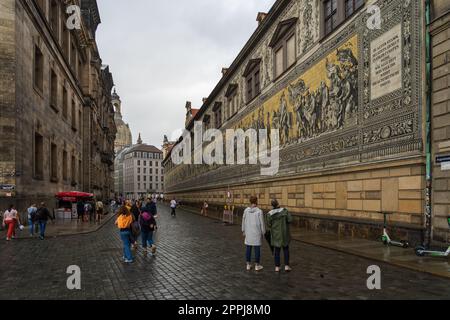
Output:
[{"xmin": 242, "ymin": 196, "xmax": 266, "ymax": 271}]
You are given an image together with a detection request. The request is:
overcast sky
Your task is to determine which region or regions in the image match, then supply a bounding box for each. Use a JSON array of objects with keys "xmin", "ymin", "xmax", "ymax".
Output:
[{"xmin": 96, "ymin": 0, "xmax": 276, "ymax": 148}]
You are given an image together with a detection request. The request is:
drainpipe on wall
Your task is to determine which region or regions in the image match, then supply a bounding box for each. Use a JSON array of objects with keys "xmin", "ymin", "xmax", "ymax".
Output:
[{"xmin": 424, "ymin": 0, "xmax": 433, "ymax": 248}]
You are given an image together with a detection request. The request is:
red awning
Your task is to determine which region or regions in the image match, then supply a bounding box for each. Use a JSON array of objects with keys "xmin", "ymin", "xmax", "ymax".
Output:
[{"xmin": 55, "ymin": 191, "xmax": 94, "ymax": 200}]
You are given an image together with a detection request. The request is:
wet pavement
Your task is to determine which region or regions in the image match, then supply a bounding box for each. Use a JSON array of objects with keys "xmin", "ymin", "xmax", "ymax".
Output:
[{"xmin": 0, "ymin": 205, "xmax": 449, "ymax": 300}]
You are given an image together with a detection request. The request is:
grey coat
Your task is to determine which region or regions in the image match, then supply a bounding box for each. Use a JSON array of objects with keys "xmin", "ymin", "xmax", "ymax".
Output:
[{"xmin": 242, "ymin": 207, "xmax": 266, "ymax": 246}]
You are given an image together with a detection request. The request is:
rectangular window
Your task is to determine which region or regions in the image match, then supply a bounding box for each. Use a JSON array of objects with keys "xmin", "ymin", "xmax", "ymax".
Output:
[
  {"xmin": 254, "ymin": 70, "xmax": 260, "ymax": 96},
  {"xmin": 144, "ymin": 168, "xmax": 146, "ymax": 174},
  {"xmin": 286, "ymin": 34, "xmax": 296, "ymax": 67},
  {"xmin": 324, "ymin": 0, "xmax": 338, "ymax": 36},
  {"xmin": 71, "ymin": 100, "xmax": 77, "ymax": 130},
  {"xmin": 78, "ymin": 109, "xmax": 82, "ymax": 133},
  {"xmin": 71, "ymin": 155, "xmax": 76, "ymax": 183},
  {"xmin": 144, "ymin": 161, "xmax": 146, "ymax": 166},
  {"xmin": 71, "ymin": 43, "xmax": 77, "ymax": 72},
  {"xmin": 63, "ymin": 150, "xmax": 68, "ymax": 181},
  {"xmin": 78, "ymin": 159, "xmax": 82, "ymax": 184},
  {"xmin": 275, "ymin": 47, "xmax": 283, "ymax": 78},
  {"xmin": 34, "ymin": 133, "xmax": 44, "ymax": 179},
  {"xmin": 138, "ymin": 168, "xmax": 140, "ymax": 174},
  {"xmin": 247, "ymin": 78, "xmax": 253, "ymax": 102},
  {"xmin": 215, "ymin": 107, "xmax": 222, "ymax": 128},
  {"xmin": 137, "ymin": 160, "xmax": 140, "ymax": 166},
  {"xmin": 345, "ymin": 0, "xmax": 365, "ymax": 18},
  {"xmin": 34, "ymin": 46, "xmax": 44, "ymax": 93},
  {"xmin": 245, "ymin": 62, "xmax": 261, "ymax": 102},
  {"xmin": 50, "ymin": 0, "xmax": 59, "ymax": 39},
  {"xmin": 62, "ymin": 87, "xmax": 68, "ymax": 119},
  {"xmin": 50, "ymin": 69, "xmax": 58, "ymax": 110},
  {"xmin": 62, "ymin": 21, "xmax": 69, "ymax": 57},
  {"xmin": 50, "ymin": 143, "xmax": 58, "ymax": 181}
]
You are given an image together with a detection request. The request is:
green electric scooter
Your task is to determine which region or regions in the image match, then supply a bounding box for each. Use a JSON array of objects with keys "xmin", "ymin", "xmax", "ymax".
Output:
[
  {"xmin": 381, "ymin": 212, "xmax": 409, "ymax": 248},
  {"xmin": 415, "ymin": 217, "xmax": 450, "ymax": 257}
]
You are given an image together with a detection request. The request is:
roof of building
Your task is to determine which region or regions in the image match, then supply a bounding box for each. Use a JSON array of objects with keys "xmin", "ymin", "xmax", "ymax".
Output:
[
  {"xmin": 191, "ymin": 109, "xmax": 200, "ymax": 117},
  {"xmin": 124, "ymin": 144, "xmax": 163, "ymax": 155}
]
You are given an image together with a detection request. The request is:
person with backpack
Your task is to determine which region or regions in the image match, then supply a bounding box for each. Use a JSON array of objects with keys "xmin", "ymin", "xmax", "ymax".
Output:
[
  {"xmin": 27, "ymin": 204, "xmax": 38, "ymax": 237},
  {"xmin": 115, "ymin": 205, "xmax": 134, "ymax": 263},
  {"xmin": 143, "ymin": 198, "xmax": 157, "ymax": 218},
  {"xmin": 139, "ymin": 210, "xmax": 157, "ymax": 256},
  {"xmin": 242, "ymin": 196, "xmax": 265, "ymax": 272},
  {"xmin": 267, "ymin": 199, "xmax": 293, "ymax": 273},
  {"xmin": 2, "ymin": 205, "xmax": 19, "ymax": 241},
  {"xmin": 36, "ymin": 202, "xmax": 54, "ymax": 240}
]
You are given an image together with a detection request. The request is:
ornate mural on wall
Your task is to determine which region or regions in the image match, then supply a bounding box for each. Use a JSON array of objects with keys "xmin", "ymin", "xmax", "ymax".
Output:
[{"xmin": 234, "ymin": 36, "xmax": 358, "ymax": 147}]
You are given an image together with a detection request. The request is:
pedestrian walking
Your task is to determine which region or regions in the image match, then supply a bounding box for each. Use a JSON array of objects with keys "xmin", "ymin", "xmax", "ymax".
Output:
[
  {"xmin": 77, "ymin": 201, "xmax": 84, "ymax": 222},
  {"xmin": 95, "ymin": 200, "xmax": 104, "ymax": 223},
  {"xmin": 143, "ymin": 198, "xmax": 157, "ymax": 218},
  {"xmin": 27, "ymin": 204, "xmax": 38, "ymax": 237},
  {"xmin": 83, "ymin": 202, "xmax": 92, "ymax": 222},
  {"xmin": 201, "ymin": 201, "xmax": 209, "ymax": 217},
  {"xmin": 242, "ymin": 196, "xmax": 265, "ymax": 271},
  {"xmin": 35, "ymin": 203, "xmax": 54, "ymax": 240},
  {"xmin": 170, "ymin": 199, "xmax": 177, "ymax": 217},
  {"xmin": 267, "ymin": 199, "xmax": 293, "ymax": 273},
  {"xmin": 139, "ymin": 210, "xmax": 157, "ymax": 256},
  {"xmin": 2, "ymin": 205, "xmax": 19, "ymax": 241},
  {"xmin": 115, "ymin": 205, "xmax": 134, "ymax": 263}
]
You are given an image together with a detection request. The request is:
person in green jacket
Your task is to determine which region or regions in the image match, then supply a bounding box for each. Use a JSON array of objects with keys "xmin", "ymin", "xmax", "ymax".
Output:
[{"xmin": 267, "ymin": 199, "xmax": 292, "ymax": 272}]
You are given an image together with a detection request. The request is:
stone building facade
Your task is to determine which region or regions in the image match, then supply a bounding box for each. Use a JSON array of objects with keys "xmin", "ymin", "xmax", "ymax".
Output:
[
  {"xmin": 430, "ymin": 1, "xmax": 450, "ymax": 244},
  {"xmin": 163, "ymin": 0, "xmax": 450, "ymax": 245},
  {"xmin": 112, "ymin": 88, "xmax": 133, "ymax": 197},
  {"xmin": 123, "ymin": 136, "xmax": 165, "ymax": 200},
  {"xmin": 0, "ymin": 0, "xmax": 116, "ymax": 212}
]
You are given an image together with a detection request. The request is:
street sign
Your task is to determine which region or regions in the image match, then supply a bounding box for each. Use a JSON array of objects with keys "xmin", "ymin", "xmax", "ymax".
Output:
[
  {"xmin": 436, "ymin": 155, "xmax": 450, "ymax": 163},
  {"xmin": 442, "ymin": 162, "xmax": 450, "ymax": 171}
]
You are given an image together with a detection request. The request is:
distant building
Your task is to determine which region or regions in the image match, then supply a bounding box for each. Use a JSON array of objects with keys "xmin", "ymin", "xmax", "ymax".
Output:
[
  {"xmin": 123, "ymin": 134, "xmax": 164, "ymax": 199},
  {"xmin": 113, "ymin": 88, "xmax": 133, "ymax": 197},
  {"xmin": 113, "ymin": 89, "xmax": 132, "ymax": 154}
]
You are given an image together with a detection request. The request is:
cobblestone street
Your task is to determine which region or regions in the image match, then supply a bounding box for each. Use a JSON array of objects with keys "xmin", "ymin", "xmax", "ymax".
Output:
[{"xmin": 0, "ymin": 205, "xmax": 449, "ymax": 300}]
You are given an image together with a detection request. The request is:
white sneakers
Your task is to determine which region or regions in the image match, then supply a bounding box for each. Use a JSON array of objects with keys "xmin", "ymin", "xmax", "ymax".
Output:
[
  {"xmin": 246, "ymin": 264, "xmax": 264, "ymax": 271},
  {"xmin": 275, "ymin": 266, "xmax": 292, "ymax": 272}
]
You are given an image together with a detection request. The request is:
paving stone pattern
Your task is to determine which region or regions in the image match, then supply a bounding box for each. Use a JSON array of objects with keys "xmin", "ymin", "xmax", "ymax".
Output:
[{"xmin": 0, "ymin": 205, "xmax": 449, "ymax": 300}]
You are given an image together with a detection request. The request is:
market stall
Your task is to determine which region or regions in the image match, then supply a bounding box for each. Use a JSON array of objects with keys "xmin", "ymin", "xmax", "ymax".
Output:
[{"xmin": 55, "ymin": 191, "xmax": 94, "ymax": 220}]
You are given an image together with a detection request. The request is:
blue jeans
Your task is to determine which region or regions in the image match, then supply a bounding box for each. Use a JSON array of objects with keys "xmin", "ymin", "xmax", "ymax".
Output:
[
  {"xmin": 38, "ymin": 221, "xmax": 47, "ymax": 238},
  {"xmin": 274, "ymin": 246, "xmax": 290, "ymax": 267},
  {"xmin": 28, "ymin": 219, "xmax": 35, "ymax": 235},
  {"xmin": 141, "ymin": 231, "xmax": 154, "ymax": 248},
  {"xmin": 246, "ymin": 245, "xmax": 261, "ymax": 264},
  {"xmin": 120, "ymin": 230, "xmax": 133, "ymax": 261}
]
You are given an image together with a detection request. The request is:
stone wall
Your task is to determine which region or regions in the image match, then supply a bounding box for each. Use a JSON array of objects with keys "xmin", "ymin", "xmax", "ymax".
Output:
[
  {"xmin": 0, "ymin": 0, "xmax": 16, "ymax": 200},
  {"xmin": 431, "ymin": 8, "xmax": 450, "ymax": 243},
  {"xmin": 168, "ymin": 158, "xmax": 425, "ymax": 244}
]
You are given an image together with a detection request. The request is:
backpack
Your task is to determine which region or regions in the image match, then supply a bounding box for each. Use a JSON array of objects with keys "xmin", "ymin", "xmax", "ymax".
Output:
[
  {"xmin": 131, "ymin": 221, "xmax": 141, "ymax": 236},
  {"xmin": 29, "ymin": 208, "xmax": 37, "ymax": 221},
  {"xmin": 116, "ymin": 214, "xmax": 132, "ymax": 229}
]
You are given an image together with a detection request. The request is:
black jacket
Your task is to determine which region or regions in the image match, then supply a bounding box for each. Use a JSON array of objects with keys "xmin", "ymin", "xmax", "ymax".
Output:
[{"xmin": 37, "ymin": 207, "xmax": 53, "ymax": 222}]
